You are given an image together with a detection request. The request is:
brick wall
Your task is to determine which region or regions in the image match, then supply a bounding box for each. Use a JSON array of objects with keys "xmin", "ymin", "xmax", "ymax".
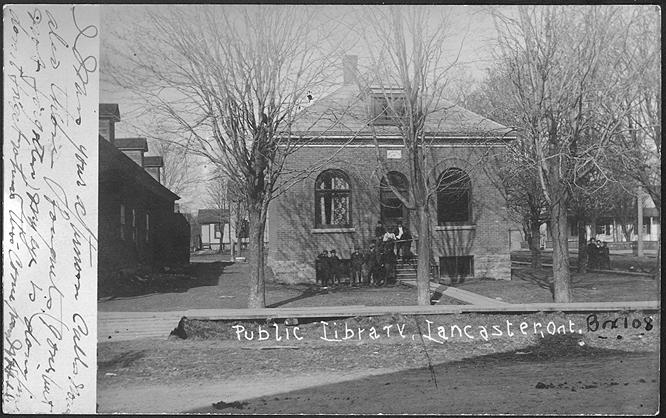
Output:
[{"xmin": 268, "ymin": 144, "xmax": 512, "ymax": 283}]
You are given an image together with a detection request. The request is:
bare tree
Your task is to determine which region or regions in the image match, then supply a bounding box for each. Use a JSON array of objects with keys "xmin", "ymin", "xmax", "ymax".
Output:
[
  {"xmin": 464, "ymin": 67, "xmax": 549, "ymax": 269},
  {"xmin": 106, "ymin": 5, "xmax": 344, "ymax": 308},
  {"xmin": 204, "ymin": 170, "xmax": 230, "ymax": 254},
  {"xmin": 608, "ymin": 7, "xmax": 661, "ymax": 213},
  {"xmin": 492, "ymin": 6, "xmax": 638, "ymax": 302},
  {"xmin": 357, "ymin": 6, "xmax": 509, "ymax": 305},
  {"xmin": 605, "ymin": 6, "xmax": 661, "ymax": 277},
  {"xmin": 151, "ymin": 139, "xmax": 200, "ymax": 197}
]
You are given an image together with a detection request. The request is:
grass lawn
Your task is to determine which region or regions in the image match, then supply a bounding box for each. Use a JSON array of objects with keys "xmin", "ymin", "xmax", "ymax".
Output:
[
  {"xmin": 455, "ymin": 267, "xmax": 659, "ymax": 304},
  {"xmin": 512, "ymin": 250, "xmax": 659, "ymax": 273},
  {"xmin": 98, "ymin": 251, "xmax": 658, "ymax": 312},
  {"xmin": 99, "ymin": 255, "xmax": 464, "ymax": 312}
]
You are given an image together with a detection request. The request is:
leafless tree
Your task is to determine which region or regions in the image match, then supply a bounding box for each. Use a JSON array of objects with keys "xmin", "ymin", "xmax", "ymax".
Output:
[
  {"xmin": 204, "ymin": 170, "xmax": 230, "ymax": 254},
  {"xmin": 464, "ymin": 67, "xmax": 549, "ymax": 269},
  {"xmin": 357, "ymin": 6, "xmax": 508, "ymax": 305},
  {"xmin": 106, "ymin": 5, "xmax": 345, "ymax": 308},
  {"xmin": 605, "ymin": 6, "xmax": 661, "ymax": 277},
  {"xmin": 608, "ymin": 7, "xmax": 661, "ymax": 213},
  {"xmin": 491, "ymin": 6, "xmax": 639, "ymax": 302}
]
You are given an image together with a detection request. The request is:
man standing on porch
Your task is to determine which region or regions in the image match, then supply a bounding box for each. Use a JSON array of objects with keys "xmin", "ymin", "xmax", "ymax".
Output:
[
  {"xmin": 375, "ymin": 221, "xmax": 386, "ymax": 242},
  {"xmin": 396, "ymin": 221, "xmax": 412, "ymax": 262}
]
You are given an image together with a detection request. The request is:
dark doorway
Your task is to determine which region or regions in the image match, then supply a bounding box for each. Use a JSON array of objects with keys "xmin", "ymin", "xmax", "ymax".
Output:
[{"xmin": 380, "ymin": 171, "xmax": 409, "ymax": 229}]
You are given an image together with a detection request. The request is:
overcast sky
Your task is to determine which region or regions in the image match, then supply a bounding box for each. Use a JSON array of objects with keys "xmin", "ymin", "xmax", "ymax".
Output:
[{"xmin": 99, "ymin": 5, "xmax": 505, "ymax": 212}]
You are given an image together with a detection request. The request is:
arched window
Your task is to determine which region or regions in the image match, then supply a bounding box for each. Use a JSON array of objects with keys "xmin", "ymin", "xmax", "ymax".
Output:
[
  {"xmin": 380, "ymin": 171, "xmax": 409, "ymax": 227},
  {"xmin": 437, "ymin": 168, "xmax": 471, "ymax": 224},
  {"xmin": 315, "ymin": 170, "xmax": 351, "ymax": 228}
]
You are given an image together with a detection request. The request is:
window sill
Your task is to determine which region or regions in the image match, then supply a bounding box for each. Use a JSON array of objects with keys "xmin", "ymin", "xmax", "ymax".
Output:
[
  {"xmin": 435, "ymin": 224, "xmax": 476, "ymax": 231},
  {"xmin": 311, "ymin": 227, "xmax": 356, "ymax": 234}
]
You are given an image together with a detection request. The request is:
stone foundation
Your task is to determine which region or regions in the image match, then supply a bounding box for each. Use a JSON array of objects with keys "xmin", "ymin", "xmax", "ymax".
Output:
[
  {"xmin": 471, "ymin": 254, "xmax": 511, "ymax": 280},
  {"xmin": 268, "ymin": 257, "xmax": 316, "ymax": 285}
]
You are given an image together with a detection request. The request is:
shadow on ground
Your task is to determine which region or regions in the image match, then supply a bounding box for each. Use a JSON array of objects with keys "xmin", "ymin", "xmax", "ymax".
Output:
[{"xmin": 100, "ymin": 262, "xmax": 232, "ymax": 300}]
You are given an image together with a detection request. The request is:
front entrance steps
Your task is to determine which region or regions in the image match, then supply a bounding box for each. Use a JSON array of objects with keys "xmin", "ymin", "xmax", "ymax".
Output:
[{"xmin": 395, "ymin": 257, "xmax": 508, "ymax": 306}]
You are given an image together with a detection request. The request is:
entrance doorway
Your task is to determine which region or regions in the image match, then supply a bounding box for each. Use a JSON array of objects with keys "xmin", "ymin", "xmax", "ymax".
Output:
[{"xmin": 380, "ymin": 171, "xmax": 409, "ymax": 229}]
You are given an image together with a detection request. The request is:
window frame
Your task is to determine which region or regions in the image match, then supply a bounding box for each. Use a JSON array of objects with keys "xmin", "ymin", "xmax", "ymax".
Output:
[
  {"xmin": 370, "ymin": 94, "xmax": 406, "ymax": 126},
  {"xmin": 120, "ymin": 204, "xmax": 126, "ymax": 240},
  {"xmin": 380, "ymin": 171, "xmax": 409, "ymax": 225},
  {"xmin": 643, "ymin": 217, "xmax": 651, "ymax": 235},
  {"xmin": 314, "ymin": 169, "xmax": 352, "ymax": 229},
  {"xmin": 131, "ymin": 208, "xmax": 137, "ymax": 243},
  {"xmin": 439, "ymin": 256, "xmax": 474, "ymax": 279},
  {"xmin": 145, "ymin": 212, "xmax": 150, "ymax": 243},
  {"xmin": 436, "ymin": 168, "xmax": 472, "ymax": 225}
]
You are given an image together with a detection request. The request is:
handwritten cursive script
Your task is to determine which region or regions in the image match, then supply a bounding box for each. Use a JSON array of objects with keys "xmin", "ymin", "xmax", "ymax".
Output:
[{"xmin": 3, "ymin": 5, "xmax": 99, "ymax": 414}]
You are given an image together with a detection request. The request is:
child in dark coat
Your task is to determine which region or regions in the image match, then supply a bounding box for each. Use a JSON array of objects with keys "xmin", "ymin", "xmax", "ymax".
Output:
[
  {"xmin": 316, "ymin": 250, "xmax": 330, "ymax": 287},
  {"xmin": 329, "ymin": 249, "xmax": 342, "ymax": 286},
  {"xmin": 350, "ymin": 246, "xmax": 364, "ymax": 287}
]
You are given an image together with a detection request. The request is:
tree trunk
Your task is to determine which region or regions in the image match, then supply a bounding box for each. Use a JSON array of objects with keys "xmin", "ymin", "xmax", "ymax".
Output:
[
  {"xmin": 577, "ymin": 219, "xmax": 588, "ymax": 273},
  {"xmin": 550, "ymin": 200, "xmax": 573, "ymax": 302},
  {"xmin": 229, "ymin": 205, "xmax": 236, "ymax": 261},
  {"xmin": 528, "ymin": 220, "xmax": 542, "ymax": 269},
  {"xmin": 247, "ymin": 203, "xmax": 266, "ymax": 309},
  {"xmin": 415, "ymin": 205, "xmax": 431, "ymax": 306}
]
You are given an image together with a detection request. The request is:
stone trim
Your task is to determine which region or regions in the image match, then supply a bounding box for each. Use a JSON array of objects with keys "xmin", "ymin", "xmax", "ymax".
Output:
[
  {"xmin": 311, "ymin": 227, "xmax": 356, "ymax": 234},
  {"xmin": 435, "ymin": 224, "xmax": 477, "ymax": 231}
]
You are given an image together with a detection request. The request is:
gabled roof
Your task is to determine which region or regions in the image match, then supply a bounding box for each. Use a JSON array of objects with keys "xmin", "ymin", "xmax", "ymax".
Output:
[
  {"xmin": 99, "ymin": 103, "xmax": 121, "ymax": 122},
  {"xmin": 143, "ymin": 156, "xmax": 164, "ymax": 167},
  {"xmin": 288, "ymin": 84, "xmax": 515, "ymax": 139},
  {"xmin": 115, "ymin": 137, "xmax": 148, "ymax": 152},
  {"xmin": 197, "ymin": 209, "xmax": 230, "ymax": 224},
  {"xmin": 99, "ymin": 136, "xmax": 179, "ymax": 202}
]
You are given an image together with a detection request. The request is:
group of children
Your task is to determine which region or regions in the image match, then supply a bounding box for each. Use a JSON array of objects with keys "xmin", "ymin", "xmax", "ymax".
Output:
[{"xmin": 315, "ymin": 221, "xmax": 413, "ymax": 288}]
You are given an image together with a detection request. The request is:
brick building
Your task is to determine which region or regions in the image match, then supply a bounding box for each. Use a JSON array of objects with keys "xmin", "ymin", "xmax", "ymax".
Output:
[
  {"xmin": 268, "ymin": 56, "xmax": 516, "ymax": 283},
  {"xmin": 98, "ymin": 104, "xmax": 190, "ymax": 277}
]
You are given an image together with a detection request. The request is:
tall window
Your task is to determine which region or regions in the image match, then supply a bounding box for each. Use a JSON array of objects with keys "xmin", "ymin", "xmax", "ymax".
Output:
[
  {"xmin": 145, "ymin": 213, "xmax": 150, "ymax": 243},
  {"xmin": 131, "ymin": 209, "xmax": 137, "ymax": 242},
  {"xmin": 595, "ymin": 218, "xmax": 613, "ymax": 235},
  {"xmin": 380, "ymin": 171, "xmax": 409, "ymax": 226},
  {"xmin": 315, "ymin": 169, "xmax": 351, "ymax": 228},
  {"xmin": 437, "ymin": 168, "xmax": 471, "ymax": 224},
  {"xmin": 120, "ymin": 204, "xmax": 126, "ymax": 240}
]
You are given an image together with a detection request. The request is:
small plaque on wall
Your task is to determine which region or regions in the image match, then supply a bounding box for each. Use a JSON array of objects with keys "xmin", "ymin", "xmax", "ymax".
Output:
[{"xmin": 387, "ymin": 149, "xmax": 402, "ymax": 159}]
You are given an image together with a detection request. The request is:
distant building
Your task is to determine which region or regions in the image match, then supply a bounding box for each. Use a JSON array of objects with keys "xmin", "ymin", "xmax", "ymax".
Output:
[
  {"xmin": 196, "ymin": 208, "xmax": 253, "ymax": 251},
  {"xmin": 540, "ymin": 194, "xmax": 660, "ymax": 250},
  {"xmin": 98, "ymin": 103, "xmax": 190, "ymax": 276},
  {"xmin": 197, "ymin": 208, "xmax": 229, "ymax": 250}
]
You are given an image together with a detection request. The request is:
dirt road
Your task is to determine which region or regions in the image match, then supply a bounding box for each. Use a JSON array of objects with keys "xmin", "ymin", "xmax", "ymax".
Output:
[{"xmin": 98, "ymin": 349, "xmax": 658, "ymax": 414}]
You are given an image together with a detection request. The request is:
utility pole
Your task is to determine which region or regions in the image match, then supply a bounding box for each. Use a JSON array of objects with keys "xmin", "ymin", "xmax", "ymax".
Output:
[{"xmin": 636, "ymin": 187, "xmax": 644, "ymax": 257}]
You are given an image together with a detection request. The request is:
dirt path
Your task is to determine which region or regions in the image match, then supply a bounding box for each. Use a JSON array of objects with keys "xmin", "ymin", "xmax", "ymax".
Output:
[
  {"xmin": 98, "ymin": 351, "xmax": 658, "ymax": 414},
  {"xmin": 98, "ymin": 311, "xmax": 659, "ymax": 414}
]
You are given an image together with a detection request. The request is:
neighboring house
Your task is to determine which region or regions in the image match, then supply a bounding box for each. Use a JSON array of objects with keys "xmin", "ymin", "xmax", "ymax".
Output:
[
  {"xmin": 267, "ymin": 55, "xmax": 517, "ymax": 283},
  {"xmin": 540, "ymin": 193, "xmax": 660, "ymax": 250},
  {"xmin": 197, "ymin": 208, "xmax": 254, "ymax": 251},
  {"xmin": 98, "ymin": 103, "xmax": 190, "ymax": 276},
  {"xmin": 197, "ymin": 208, "xmax": 229, "ymax": 250}
]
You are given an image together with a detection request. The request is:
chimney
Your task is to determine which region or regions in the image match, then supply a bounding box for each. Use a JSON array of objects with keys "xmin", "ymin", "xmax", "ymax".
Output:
[
  {"xmin": 114, "ymin": 137, "xmax": 148, "ymax": 167},
  {"xmin": 143, "ymin": 156, "xmax": 164, "ymax": 184},
  {"xmin": 343, "ymin": 55, "xmax": 358, "ymax": 85},
  {"xmin": 99, "ymin": 103, "xmax": 120, "ymax": 143}
]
